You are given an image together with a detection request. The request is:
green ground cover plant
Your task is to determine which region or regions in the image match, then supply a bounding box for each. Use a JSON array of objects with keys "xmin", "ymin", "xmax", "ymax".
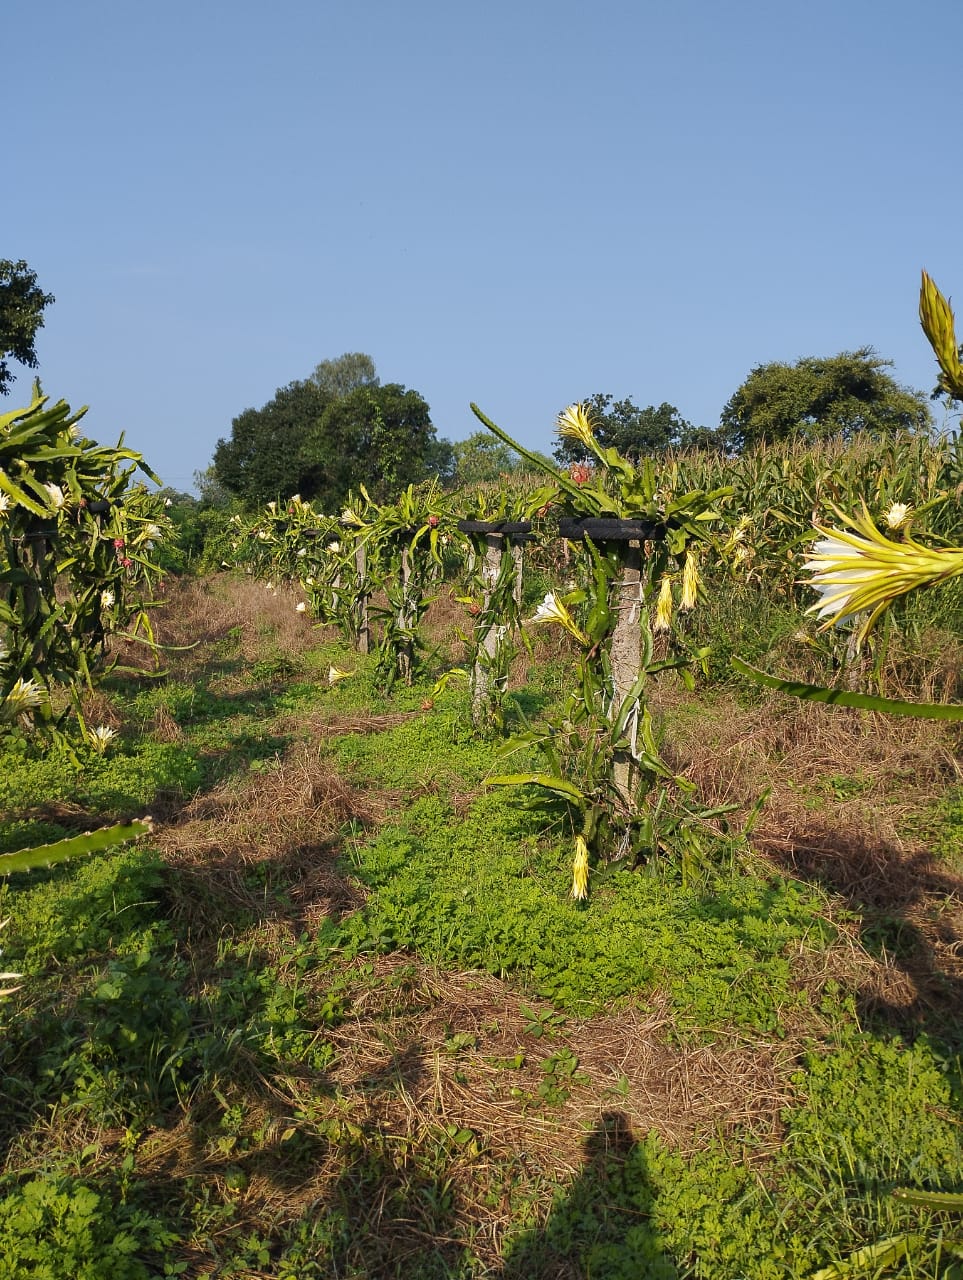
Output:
[
  {"xmin": 0, "ymin": 572, "xmax": 959, "ymax": 1278},
  {"xmin": 0, "ymin": 1176, "xmax": 177, "ymax": 1280},
  {"xmin": 338, "ymin": 789, "xmax": 825, "ymax": 1030}
]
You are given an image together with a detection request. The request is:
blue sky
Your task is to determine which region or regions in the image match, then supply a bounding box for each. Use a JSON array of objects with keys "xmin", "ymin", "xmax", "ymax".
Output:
[{"xmin": 6, "ymin": 0, "xmax": 962, "ymax": 491}]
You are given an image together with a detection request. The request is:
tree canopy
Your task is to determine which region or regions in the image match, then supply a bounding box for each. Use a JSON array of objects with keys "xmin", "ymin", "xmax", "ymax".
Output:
[
  {"xmin": 309, "ymin": 351, "xmax": 378, "ymax": 399},
  {"xmin": 719, "ymin": 348, "xmax": 932, "ymax": 453},
  {"xmin": 211, "ymin": 354, "xmax": 452, "ymax": 509},
  {"xmin": 212, "ymin": 378, "xmax": 329, "ymax": 506},
  {"xmin": 553, "ymin": 394, "xmax": 700, "ymax": 466},
  {"xmin": 449, "ymin": 431, "xmax": 519, "ymax": 487},
  {"xmin": 300, "ymin": 381, "xmax": 449, "ymax": 509},
  {"xmin": 0, "ymin": 260, "xmax": 55, "ymax": 396}
]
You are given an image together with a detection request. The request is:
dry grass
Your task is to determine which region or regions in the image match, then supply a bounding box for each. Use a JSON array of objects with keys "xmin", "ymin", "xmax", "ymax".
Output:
[
  {"xmin": 275, "ymin": 708, "xmax": 418, "ymax": 739},
  {"xmin": 76, "ymin": 687, "xmax": 125, "ymax": 734},
  {"xmin": 155, "ymin": 741, "xmax": 376, "ymax": 943},
  {"xmin": 758, "ymin": 823, "xmax": 963, "ymax": 1032},
  {"xmin": 148, "ymin": 573, "xmax": 326, "ymax": 671},
  {"xmin": 660, "ymin": 684, "xmax": 961, "ymax": 815},
  {"xmin": 315, "ymin": 957, "xmax": 799, "ymax": 1162},
  {"xmin": 878, "ymin": 624, "xmax": 963, "ymax": 706},
  {"xmin": 158, "ymin": 740, "xmax": 370, "ymax": 861},
  {"xmin": 149, "ymin": 703, "xmax": 185, "ymax": 743},
  {"xmin": 653, "ymin": 681, "xmax": 963, "ymax": 1037},
  {"xmin": 114, "ymin": 953, "xmax": 800, "ymax": 1276},
  {"xmin": 661, "ymin": 684, "xmax": 959, "ymax": 888},
  {"xmin": 422, "ymin": 591, "xmax": 472, "ymax": 661}
]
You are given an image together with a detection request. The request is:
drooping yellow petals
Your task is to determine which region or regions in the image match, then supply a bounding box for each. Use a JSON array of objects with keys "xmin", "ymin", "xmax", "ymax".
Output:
[
  {"xmin": 571, "ymin": 835, "xmax": 589, "ymax": 900},
  {"xmin": 653, "ymin": 575, "xmax": 674, "ymax": 633},
  {"xmin": 680, "ymin": 550, "xmax": 700, "ymax": 611}
]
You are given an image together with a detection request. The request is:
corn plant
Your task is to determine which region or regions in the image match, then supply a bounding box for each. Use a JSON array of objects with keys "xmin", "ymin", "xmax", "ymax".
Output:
[{"xmin": 675, "ymin": 431, "xmax": 961, "ymax": 603}]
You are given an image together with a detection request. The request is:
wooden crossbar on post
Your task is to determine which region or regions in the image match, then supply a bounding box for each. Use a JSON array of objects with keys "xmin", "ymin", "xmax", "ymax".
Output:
[{"xmin": 456, "ymin": 517, "xmax": 667, "ymax": 543}]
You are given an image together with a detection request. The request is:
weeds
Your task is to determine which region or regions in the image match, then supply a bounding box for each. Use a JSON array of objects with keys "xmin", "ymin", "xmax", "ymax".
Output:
[{"xmin": 0, "ymin": 571, "xmax": 960, "ymax": 1277}]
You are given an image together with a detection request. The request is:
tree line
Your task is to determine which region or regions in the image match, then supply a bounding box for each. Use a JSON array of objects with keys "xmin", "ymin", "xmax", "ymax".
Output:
[
  {"xmin": 206, "ymin": 347, "xmax": 934, "ymax": 507},
  {"xmin": 0, "ymin": 258, "xmax": 944, "ymax": 516}
]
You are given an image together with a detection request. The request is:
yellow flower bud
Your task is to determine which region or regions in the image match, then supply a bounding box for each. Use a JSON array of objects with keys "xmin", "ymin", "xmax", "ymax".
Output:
[{"xmin": 920, "ymin": 271, "xmax": 963, "ymax": 401}]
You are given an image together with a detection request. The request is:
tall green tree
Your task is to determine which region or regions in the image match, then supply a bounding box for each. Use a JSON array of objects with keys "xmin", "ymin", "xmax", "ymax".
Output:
[
  {"xmin": 211, "ymin": 356, "xmax": 451, "ymax": 508},
  {"xmin": 0, "ymin": 260, "xmax": 55, "ymax": 395},
  {"xmin": 553, "ymin": 394, "xmax": 698, "ymax": 465},
  {"xmin": 301, "ymin": 382, "xmax": 445, "ymax": 509},
  {"xmin": 719, "ymin": 347, "xmax": 932, "ymax": 453},
  {"xmin": 449, "ymin": 430, "xmax": 519, "ymax": 487},
  {"xmin": 212, "ymin": 378, "xmax": 329, "ymax": 506}
]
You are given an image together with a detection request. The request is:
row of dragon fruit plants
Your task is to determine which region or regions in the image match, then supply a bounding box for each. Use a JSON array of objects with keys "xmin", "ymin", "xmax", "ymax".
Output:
[
  {"xmin": 222, "ymin": 282, "xmax": 963, "ymax": 901},
  {"xmin": 3, "ymin": 272, "xmax": 963, "ymax": 1265},
  {"xmin": 6, "ymin": 272, "xmax": 963, "ymax": 895}
]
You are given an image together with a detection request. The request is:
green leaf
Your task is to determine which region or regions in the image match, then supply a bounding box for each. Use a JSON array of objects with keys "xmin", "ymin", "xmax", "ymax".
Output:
[
  {"xmin": 0, "ymin": 469, "xmax": 47, "ymax": 517},
  {"xmin": 732, "ymin": 657, "xmax": 963, "ymax": 720},
  {"xmin": 808, "ymin": 1234, "xmax": 922, "ymax": 1279},
  {"xmin": 19, "ymin": 446, "xmax": 83, "ymax": 462},
  {"xmin": 485, "ymin": 772, "xmax": 586, "ymax": 803}
]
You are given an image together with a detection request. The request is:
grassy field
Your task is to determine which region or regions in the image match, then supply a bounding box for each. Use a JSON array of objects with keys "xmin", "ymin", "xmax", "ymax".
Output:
[{"xmin": 0, "ymin": 573, "xmax": 961, "ymax": 1278}]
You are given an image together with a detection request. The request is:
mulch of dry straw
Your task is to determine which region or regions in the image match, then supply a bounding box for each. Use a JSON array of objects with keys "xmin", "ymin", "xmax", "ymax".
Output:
[
  {"xmin": 660, "ymin": 683, "xmax": 963, "ymax": 1030},
  {"xmin": 68, "ymin": 573, "xmax": 962, "ymax": 1265}
]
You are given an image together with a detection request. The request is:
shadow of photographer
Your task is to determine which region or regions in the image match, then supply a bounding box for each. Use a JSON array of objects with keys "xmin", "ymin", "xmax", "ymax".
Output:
[{"xmin": 499, "ymin": 1110, "xmax": 678, "ymax": 1279}]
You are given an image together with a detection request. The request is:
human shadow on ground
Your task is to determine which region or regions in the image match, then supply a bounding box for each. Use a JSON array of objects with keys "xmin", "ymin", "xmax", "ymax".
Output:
[{"xmin": 499, "ymin": 1111, "xmax": 679, "ymax": 1280}]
